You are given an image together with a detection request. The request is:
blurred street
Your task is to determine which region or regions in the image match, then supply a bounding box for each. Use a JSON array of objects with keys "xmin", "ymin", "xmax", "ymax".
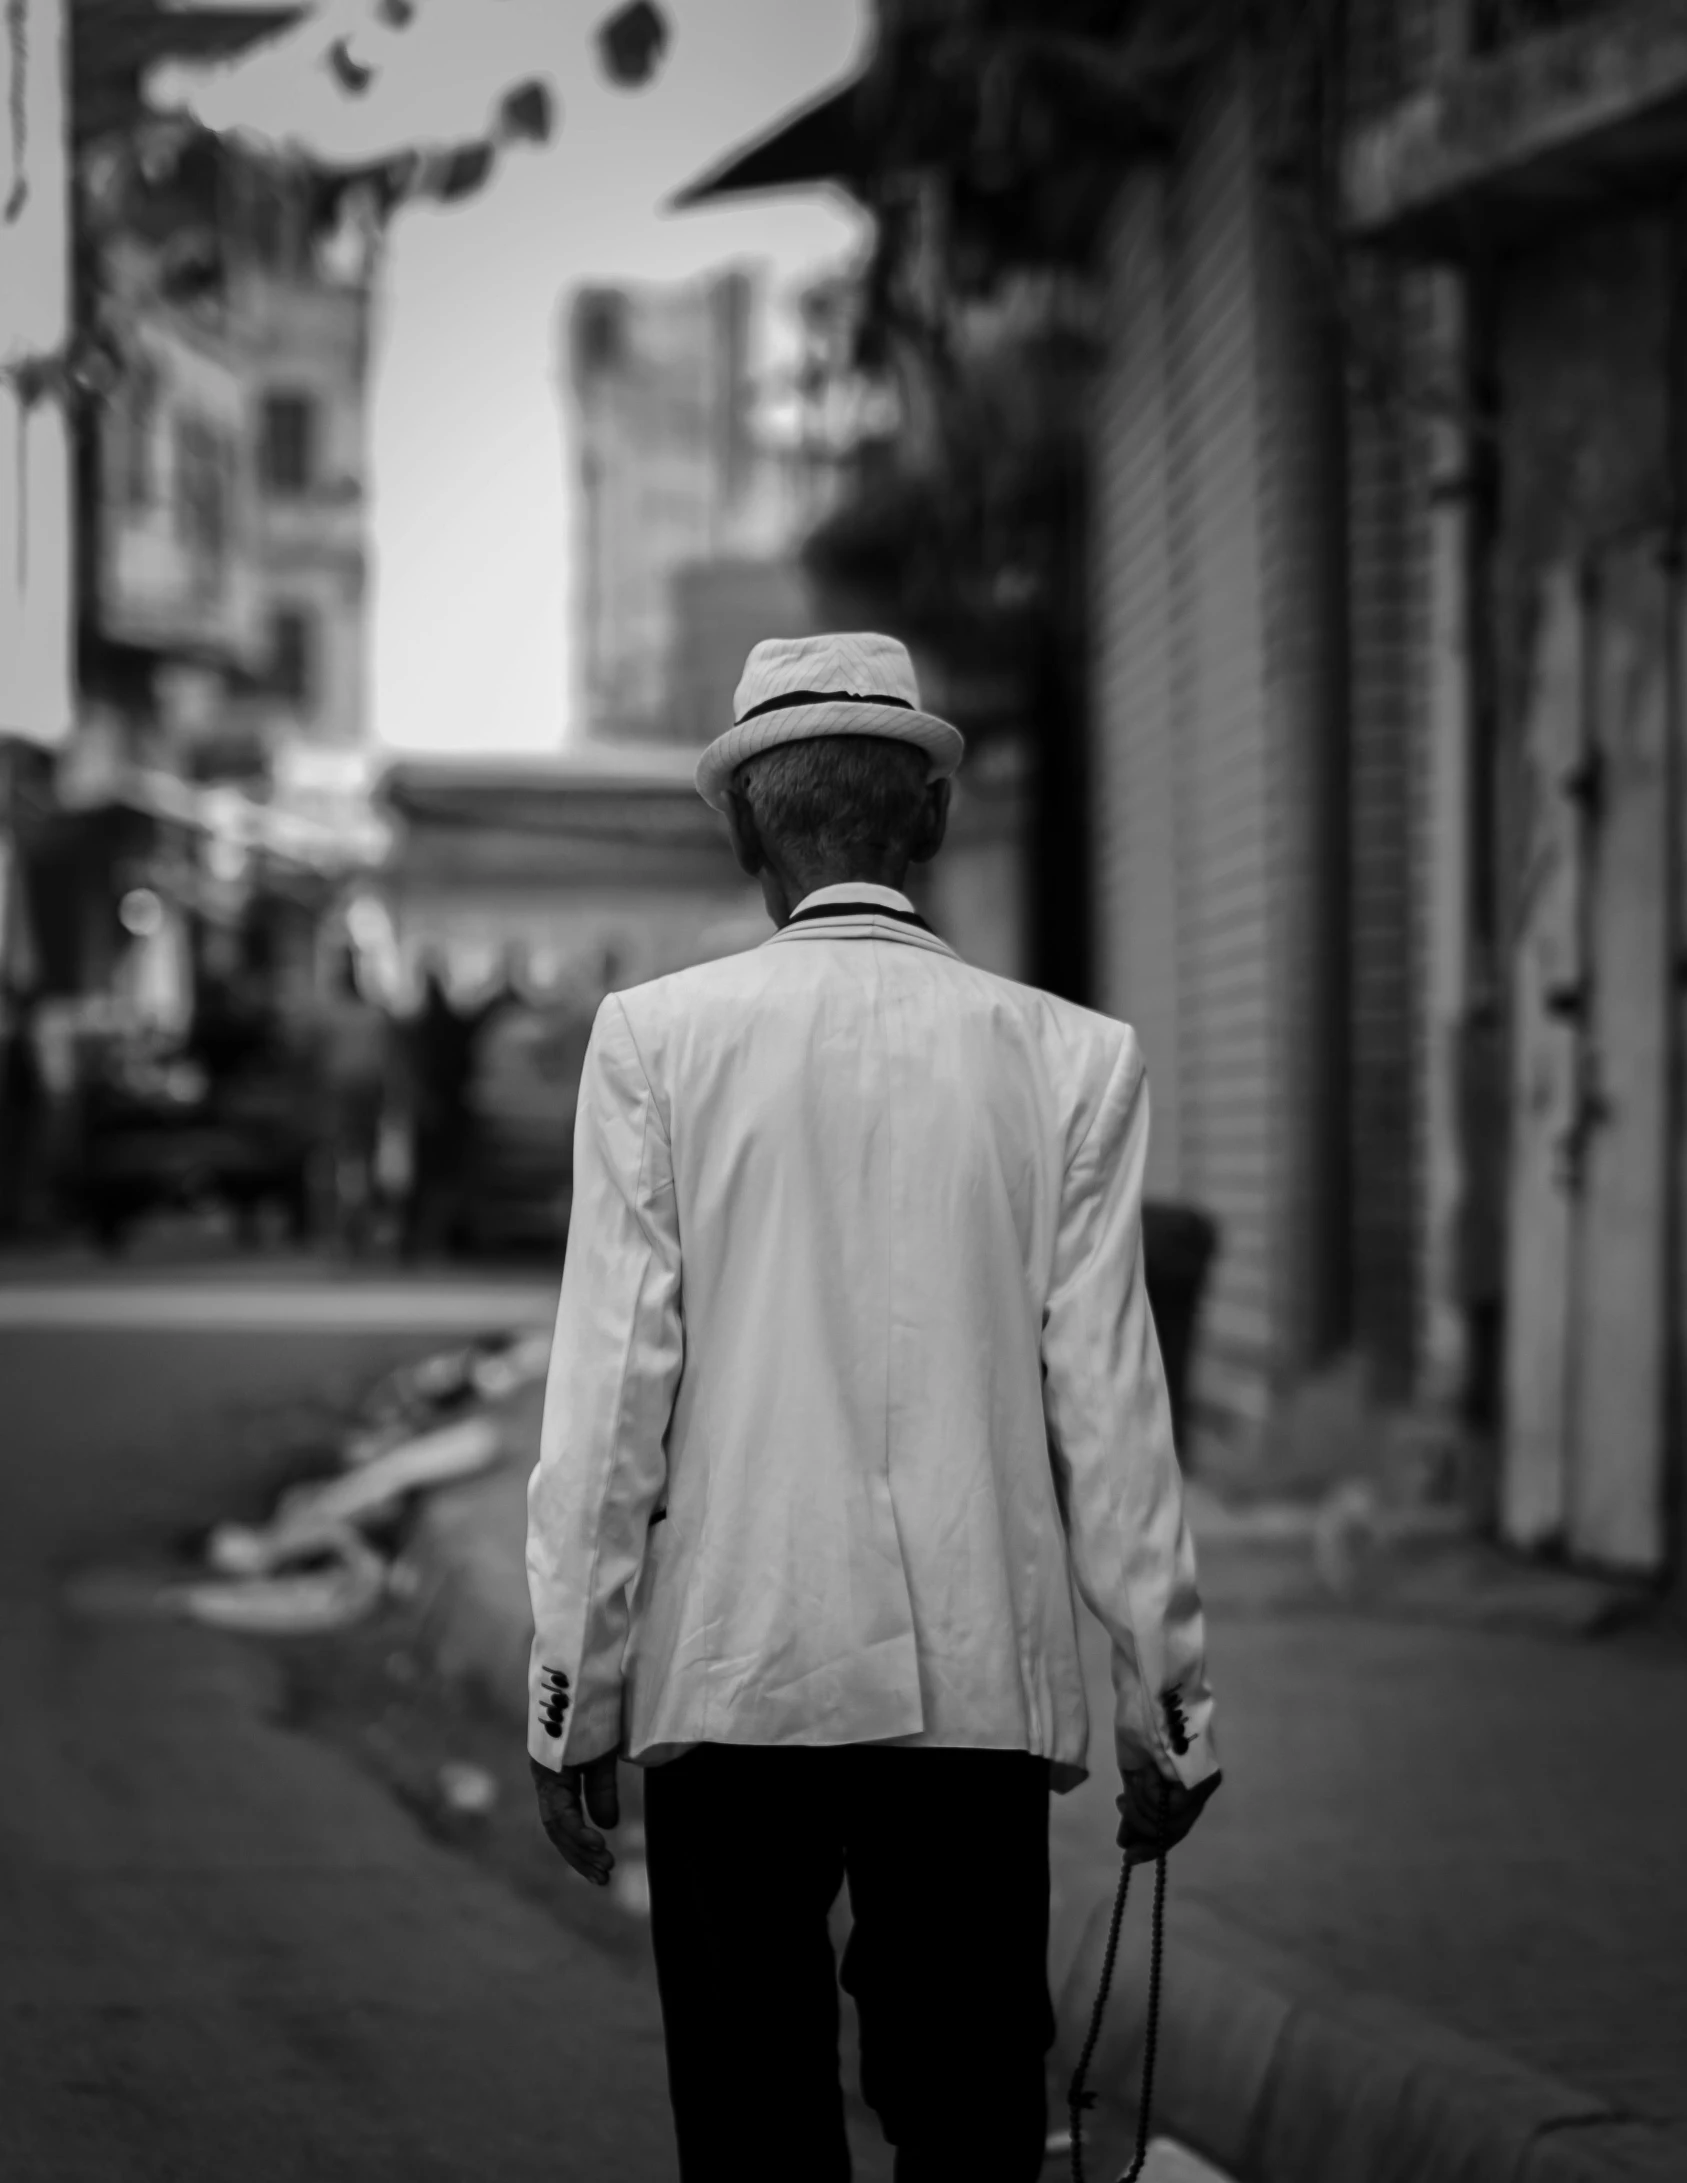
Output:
[
  {"xmin": 3, "ymin": 1270, "xmax": 1686, "ymax": 2182},
  {"xmin": 0, "ymin": 1280, "xmax": 682, "ymax": 2183}
]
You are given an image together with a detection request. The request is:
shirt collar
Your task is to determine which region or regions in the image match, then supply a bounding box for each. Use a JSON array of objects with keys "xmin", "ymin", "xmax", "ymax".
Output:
[
  {"xmin": 767, "ymin": 883, "xmax": 957, "ymax": 960},
  {"xmin": 790, "ymin": 882, "xmax": 918, "ymax": 919}
]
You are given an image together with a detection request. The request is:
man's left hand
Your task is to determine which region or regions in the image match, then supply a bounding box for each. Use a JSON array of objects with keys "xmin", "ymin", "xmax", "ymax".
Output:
[
  {"xmin": 531, "ymin": 1752, "xmax": 620, "ymax": 1886},
  {"xmin": 1116, "ymin": 1767, "xmax": 1221, "ymax": 1866}
]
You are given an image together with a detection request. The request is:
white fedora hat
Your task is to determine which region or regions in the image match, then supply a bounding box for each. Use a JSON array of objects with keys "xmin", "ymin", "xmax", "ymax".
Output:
[{"xmin": 694, "ymin": 632, "xmax": 965, "ymax": 813}]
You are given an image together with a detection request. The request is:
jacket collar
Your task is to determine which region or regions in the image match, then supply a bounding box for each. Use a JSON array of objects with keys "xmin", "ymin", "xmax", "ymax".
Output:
[
  {"xmin": 790, "ymin": 882, "xmax": 919, "ymax": 920},
  {"xmin": 765, "ymin": 881, "xmax": 958, "ymax": 959}
]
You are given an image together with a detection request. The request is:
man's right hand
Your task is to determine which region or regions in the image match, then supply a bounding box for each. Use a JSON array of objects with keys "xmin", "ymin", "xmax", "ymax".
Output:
[
  {"xmin": 531, "ymin": 1752, "xmax": 620, "ymax": 1886},
  {"xmin": 1116, "ymin": 1767, "xmax": 1221, "ymax": 1866}
]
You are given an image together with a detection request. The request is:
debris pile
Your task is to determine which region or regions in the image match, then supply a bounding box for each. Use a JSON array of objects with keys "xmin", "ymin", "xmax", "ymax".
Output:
[{"xmin": 173, "ymin": 1327, "xmax": 552, "ymax": 1636}]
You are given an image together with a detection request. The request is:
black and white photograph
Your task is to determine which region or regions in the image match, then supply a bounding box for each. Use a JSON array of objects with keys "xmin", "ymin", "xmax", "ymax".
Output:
[{"xmin": 1, "ymin": 2, "xmax": 1684, "ymax": 2179}]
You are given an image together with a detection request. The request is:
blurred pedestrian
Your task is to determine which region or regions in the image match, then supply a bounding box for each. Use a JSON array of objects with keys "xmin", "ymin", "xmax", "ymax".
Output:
[
  {"xmin": 0, "ymin": 986, "xmax": 43, "ymax": 1238},
  {"xmin": 314, "ymin": 949, "xmax": 391, "ymax": 1258},
  {"xmin": 399, "ymin": 948, "xmax": 518, "ymax": 1261},
  {"xmin": 190, "ymin": 964, "xmax": 271, "ymax": 1094},
  {"xmin": 527, "ymin": 635, "xmax": 1221, "ymax": 2183}
]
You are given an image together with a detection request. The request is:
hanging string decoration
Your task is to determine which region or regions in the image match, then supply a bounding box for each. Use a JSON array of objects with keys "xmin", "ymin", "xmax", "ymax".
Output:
[
  {"xmin": 4, "ymin": 0, "xmax": 26, "ymax": 224},
  {"xmin": 597, "ymin": 2, "xmax": 671, "ymax": 90},
  {"xmin": 326, "ymin": 37, "xmax": 377, "ymax": 98}
]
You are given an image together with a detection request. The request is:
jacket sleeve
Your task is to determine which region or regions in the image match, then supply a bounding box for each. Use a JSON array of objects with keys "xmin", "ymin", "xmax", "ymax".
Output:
[
  {"xmin": 1041, "ymin": 1027, "xmax": 1218, "ymax": 1790},
  {"xmin": 526, "ymin": 995, "xmax": 683, "ymax": 1770}
]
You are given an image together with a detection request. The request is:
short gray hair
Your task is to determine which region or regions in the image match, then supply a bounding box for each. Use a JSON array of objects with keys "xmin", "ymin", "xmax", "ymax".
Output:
[{"xmin": 735, "ymin": 735, "xmax": 931, "ymax": 870}]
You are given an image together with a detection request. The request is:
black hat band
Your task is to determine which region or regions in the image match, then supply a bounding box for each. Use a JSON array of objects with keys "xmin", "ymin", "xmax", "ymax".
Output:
[{"xmin": 734, "ymin": 689, "xmax": 916, "ymax": 727}]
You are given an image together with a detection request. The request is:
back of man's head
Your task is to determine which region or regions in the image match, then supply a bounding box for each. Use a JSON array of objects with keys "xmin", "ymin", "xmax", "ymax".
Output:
[{"xmin": 735, "ymin": 735, "xmax": 932, "ymax": 889}]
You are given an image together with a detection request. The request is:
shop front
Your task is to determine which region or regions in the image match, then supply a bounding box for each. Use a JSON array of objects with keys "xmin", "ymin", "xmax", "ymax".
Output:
[{"xmin": 21, "ymin": 747, "xmax": 362, "ymax": 1249}]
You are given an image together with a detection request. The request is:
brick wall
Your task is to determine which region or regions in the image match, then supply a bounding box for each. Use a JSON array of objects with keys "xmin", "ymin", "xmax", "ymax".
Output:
[
  {"xmin": 1093, "ymin": 169, "xmax": 1184, "ymax": 1193},
  {"xmin": 1092, "ymin": 44, "xmax": 1350, "ymax": 1439},
  {"xmin": 1162, "ymin": 58, "xmax": 1279, "ymax": 1427},
  {"xmin": 1340, "ymin": 0, "xmax": 1448, "ymax": 1400},
  {"xmin": 1096, "ymin": 0, "xmax": 1468, "ymax": 1419},
  {"xmin": 1253, "ymin": 99, "xmax": 1354, "ymax": 1378},
  {"xmin": 1344, "ymin": 291, "xmax": 1431, "ymax": 1400}
]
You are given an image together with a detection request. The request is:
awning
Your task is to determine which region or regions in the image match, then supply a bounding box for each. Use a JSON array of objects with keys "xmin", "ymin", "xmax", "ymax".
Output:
[
  {"xmin": 1343, "ymin": 3, "xmax": 1687, "ymax": 260},
  {"xmin": 669, "ymin": 77, "xmax": 866, "ymax": 210},
  {"xmin": 57, "ymin": 754, "xmax": 371, "ymax": 874},
  {"xmin": 668, "ymin": 52, "xmax": 1168, "ymax": 269}
]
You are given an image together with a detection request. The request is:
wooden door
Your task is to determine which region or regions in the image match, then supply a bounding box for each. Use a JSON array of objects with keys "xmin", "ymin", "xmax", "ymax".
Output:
[
  {"xmin": 1570, "ymin": 541, "xmax": 1672, "ymax": 1569},
  {"xmin": 1501, "ymin": 562, "xmax": 1584, "ymax": 1551},
  {"xmin": 1502, "ymin": 540, "xmax": 1674, "ymax": 1575}
]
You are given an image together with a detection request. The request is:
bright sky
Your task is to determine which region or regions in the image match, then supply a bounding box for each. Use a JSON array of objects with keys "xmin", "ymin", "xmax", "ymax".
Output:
[{"xmin": 155, "ymin": 0, "xmax": 869, "ymax": 753}]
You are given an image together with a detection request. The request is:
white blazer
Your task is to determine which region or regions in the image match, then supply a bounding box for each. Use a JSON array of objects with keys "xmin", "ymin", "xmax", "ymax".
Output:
[{"xmin": 527, "ymin": 883, "xmax": 1217, "ymax": 1794}]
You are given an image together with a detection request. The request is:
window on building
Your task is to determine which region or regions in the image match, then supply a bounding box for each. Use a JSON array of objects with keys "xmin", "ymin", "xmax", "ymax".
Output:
[
  {"xmin": 123, "ymin": 360, "xmax": 160, "ymax": 510},
  {"xmin": 574, "ymin": 294, "xmax": 625, "ymax": 378},
  {"xmin": 268, "ymin": 606, "xmax": 317, "ymax": 711},
  {"xmin": 174, "ymin": 416, "xmax": 228, "ymax": 574},
  {"xmin": 260, "ymin": 392, "xmax": 316, "ymax": 496},
  {"xmin": 248, "ymin": 177, "xmax": 293, "ymax": 273}
]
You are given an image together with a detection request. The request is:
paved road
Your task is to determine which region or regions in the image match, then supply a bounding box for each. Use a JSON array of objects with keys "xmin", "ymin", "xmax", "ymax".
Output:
[
  {"xmin": 0, "ymin": 1302, "xmax": 678, "ymax": 2183},
  {"xmin": 1053, "ymin": 1545, "xmax": 1687, "ymax": 2149}
]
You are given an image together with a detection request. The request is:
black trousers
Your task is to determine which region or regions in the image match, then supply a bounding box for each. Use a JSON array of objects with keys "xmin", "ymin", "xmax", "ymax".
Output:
[{"xmin": 642, "ymin": 1743, "xmax": 1054, "ymax": 2182}]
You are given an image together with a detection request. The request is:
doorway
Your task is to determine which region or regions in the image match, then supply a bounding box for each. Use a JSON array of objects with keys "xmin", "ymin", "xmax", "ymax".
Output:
[{"xmin": 1501, "ymin": 535, "xmax": 1675, "ymax": 1575}]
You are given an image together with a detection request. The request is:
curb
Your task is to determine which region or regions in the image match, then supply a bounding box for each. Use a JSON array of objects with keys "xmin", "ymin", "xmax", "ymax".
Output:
[{"xmin": 1048, "ymin": 1887, "xmax": 1685, "ymax": 2183}]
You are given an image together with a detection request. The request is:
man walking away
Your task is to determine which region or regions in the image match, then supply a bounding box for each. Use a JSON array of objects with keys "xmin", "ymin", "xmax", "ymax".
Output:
[
  {"xmin": 527, "ymin": 634, "xmax": 1220, "ymax": 2182},
  {"xmin": 314, "ymin": 949, "xmax": 390, "ymax": 1257},
  {"xmin": 400, "ymin": 950, "xmax": 516, "ymax": 1260}
]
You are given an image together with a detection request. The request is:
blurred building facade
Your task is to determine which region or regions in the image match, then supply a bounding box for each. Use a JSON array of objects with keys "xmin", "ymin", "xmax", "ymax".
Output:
[
  {"xmin": 564, "ymin": 266, "xmax": 835, "ymax": 747},
  {"xmin": 559, "ymin": 253, "xmax": 1035, "ymax": 969},
  {"xmin": 0, "ymin": 0, "xmax": 70, "ymax": 1130},
  {"xmin": 2, "ymin": 2, "xmax": 359, "ymax": 1224},
  {"xmin": 1343, "ymin": 0, "xmax": 1687, "ymax": 1583},
  {"xmin": 0, "ymin": 0, "xmax": 76, "ymax": 769},
  {"xmin": 64, "ymin": 78, "xmax": 377, "ymax": 1031},
  {"xmin": 0, "ymin": 0, "xmax": 75, "ymax": 1235},
  {"xmin": 240, "ymin": 180, "xmax": 379, "ymax": 814},
  {"xmin": 10, "ymin": 3, "xmax": 557, "ymax": 1011},
  {"xmin": 679, "ymin": 0, "xmax": 1687, "ymax": 1589},
  {"xmin": 0, "ymin": 1, "xmax": 557, "ymax": 1241},
  {"xmin": 1085, "ymin": 29, "xmax": 1353, "ymax": 1455},
  {"xmin": 374, "ymin": 749, "xmax": 767, "ymax": 993}
]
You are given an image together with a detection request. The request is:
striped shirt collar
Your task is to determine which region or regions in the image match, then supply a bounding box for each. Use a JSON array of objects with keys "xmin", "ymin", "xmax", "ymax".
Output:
[{"xmin": 764, "ymin": 881, "xmax": 957, "ymax": 958}]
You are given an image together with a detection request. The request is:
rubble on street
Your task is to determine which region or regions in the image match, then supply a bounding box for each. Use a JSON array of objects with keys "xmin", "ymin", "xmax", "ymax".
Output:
[{"xmin": 171, "ymin": 1328, "xmax": 551, "ymax": 1637}]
